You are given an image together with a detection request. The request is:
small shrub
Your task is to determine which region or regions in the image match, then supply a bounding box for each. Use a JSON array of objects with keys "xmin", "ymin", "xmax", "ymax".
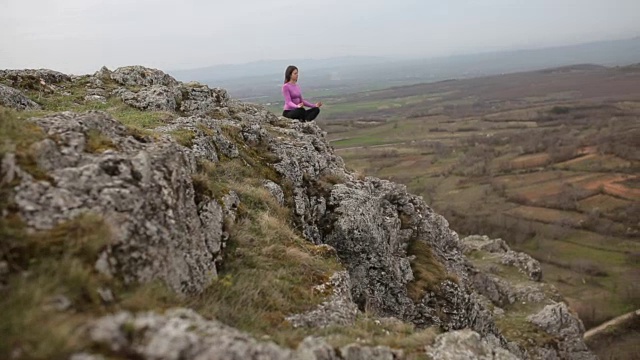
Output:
[{"xmin": 550, "ymin": 106, "xmax": 571, "ymax": 115}]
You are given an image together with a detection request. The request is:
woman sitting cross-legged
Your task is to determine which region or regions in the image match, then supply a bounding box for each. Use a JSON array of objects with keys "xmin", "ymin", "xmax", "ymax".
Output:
[{"xmin": 282, "ymin": 65, "xmax": 322, "ymax": 122}]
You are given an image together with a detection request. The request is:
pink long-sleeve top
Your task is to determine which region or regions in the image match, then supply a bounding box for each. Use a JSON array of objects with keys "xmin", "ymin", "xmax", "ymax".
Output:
[{"xmin": 282, "ymin": 82, "xmax": 316, "ymax": 110}]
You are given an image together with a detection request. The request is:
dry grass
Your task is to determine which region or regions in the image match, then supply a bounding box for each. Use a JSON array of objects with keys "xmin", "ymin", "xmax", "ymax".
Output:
[
  {"xmin": 0, "ymin": 107, "xmax": 50, "ymax": 181},
  {"xmin": 0, "ymin": 213, "xmax": 115, "ymax": 359},
  {"xmin": 85, "ymin": 129, "xmax": 117, "ymax": 153},
  {"xmin": 316, "ymin": 315, "xmax": 439, "ymax": 359},
  {"xmin": 186, "ymin": 210, "xmax": 342, "ymax": 342},
  {"xmin": 170, "ymin": 129, "xmax": 196, "ymax": 147},
  {"xmin": 406, "ymin": 239, "xmax": 448, "ymax": 302},
  {"xmin": 184, "ymin": 150, "xmax": 345, "ymax": 345},
  {"xmin": 495, "ymin": 308, "xmax": 557, "ymax": 351}
]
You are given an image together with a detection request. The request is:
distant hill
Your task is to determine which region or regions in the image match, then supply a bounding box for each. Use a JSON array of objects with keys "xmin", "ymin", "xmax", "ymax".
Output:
[
  {"xmin": 168, "ymin": 56, "xmax": 390, "ymax": 82},
  {"xmin": 168, "ymin": 37, "xmax": 640, "ymax": 103}
]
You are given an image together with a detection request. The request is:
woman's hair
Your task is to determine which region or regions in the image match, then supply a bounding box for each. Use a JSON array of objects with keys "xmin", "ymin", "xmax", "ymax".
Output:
[{"xmin": 284, "ymin": 65, "xmax": 298, "ymax": 83}]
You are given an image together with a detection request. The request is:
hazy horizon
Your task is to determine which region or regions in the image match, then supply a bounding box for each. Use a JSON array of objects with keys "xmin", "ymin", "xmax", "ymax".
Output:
[{"xmin": 2, "ymin": 0, "xmax": 640, "ymax": 74}]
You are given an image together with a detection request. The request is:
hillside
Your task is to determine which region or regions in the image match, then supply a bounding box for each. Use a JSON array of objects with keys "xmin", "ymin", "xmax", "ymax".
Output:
[
  {"xmin": 0, "ymin": 66, "xmax": 596, "ymax": 359},
  {"xmin": 319, "ymin": 63, "xmax": 640, "ymax": 358}
]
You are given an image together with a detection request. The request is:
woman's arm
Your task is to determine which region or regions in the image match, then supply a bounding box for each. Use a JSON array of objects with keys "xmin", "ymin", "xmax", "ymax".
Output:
[
  {"xmin": 302, "ymin": 98, "xmax": 316, "ymax": 108},
  {"xmin": 282, "ymin": 85, "xmax": 298, "ymax": 109}
]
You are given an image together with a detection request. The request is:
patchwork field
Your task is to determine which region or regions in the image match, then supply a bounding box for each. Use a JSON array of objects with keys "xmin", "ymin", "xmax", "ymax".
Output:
[{"xmin": 315, "ymin": 64, "xmax": 640, "ymax": 355}]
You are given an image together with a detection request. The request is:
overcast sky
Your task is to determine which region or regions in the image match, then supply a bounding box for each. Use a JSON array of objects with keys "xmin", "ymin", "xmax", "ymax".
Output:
[{"xmin": 1, "ymin": 0, "xmax": 639, "ymax": 74}]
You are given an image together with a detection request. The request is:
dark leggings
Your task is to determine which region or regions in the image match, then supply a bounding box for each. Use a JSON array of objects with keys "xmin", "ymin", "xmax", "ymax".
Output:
[{"xmin": 283, "ymin": 107, "xmax": 320, "ymax": 122}]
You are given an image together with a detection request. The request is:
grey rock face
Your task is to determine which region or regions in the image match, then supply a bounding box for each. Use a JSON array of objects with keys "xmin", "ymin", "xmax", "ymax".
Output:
[
  {"xmin": 470, "ymin": 271, "xmax": 547, "ymax": 308},
  {"xmin": 110, "ymin": 66, "xmax": 179, "ymax": 87},
  {"xmin": 257, "ymin": 118, "xmax": 498, "ymax": 336},
  {"xmin": 263, "ymin": 180, "xmax": 285, "ymax": 205},
  {"xmin": 287, "ymin": 271, "xmax": 359, "ymax": 328},
  {"xmin": 0, "ymin": 84, "xmax": 41, "ymax": 110},
  {"xmin": 120, "ymin": 85, "xmax": 181, "ymax": 111},
  {"xmin": 528, "ymin": 303, "xmax": 597, "ymax": 360},
  {"xmin": 88, "ymin": 309, "xmax": 293, "ymax": 360},
  {"xmin": 178, "ymin": 83, "xmax": 230, "ymax": 116},
  {"xmin": 426, "ymin": 329, "xmax": 521, "ymax": 360},
  {"xmin": 86, "ymin": 308, "xmax": 400, "ymax": 360},
  {"xmin": 501, "ymin": 251, "xmax": 542, "ymax": 282},
  {"xmin": 268, "ymin": 121, "xmax": 353, "ymax": 243},
  {"xmin": 0, "ymin": 68, "xmax": 71, "ymax": 85},
  {"xmin": 316, "ymin": 178, "xmax": 489, "ymax": 332},
  {"xmin": 10, "ymin": 111, "xmax": 221, "ymax": 294},
  {"xmin": 109, "ymin": 69, "xmax": 230, "ymax": 118},
  {"xmin": 463, "ymin": 235, "xmax": 595, "ymax": 359},
  {"xmin": 463, "ymin": 235, "xmax": 542, "ymax": 281}
]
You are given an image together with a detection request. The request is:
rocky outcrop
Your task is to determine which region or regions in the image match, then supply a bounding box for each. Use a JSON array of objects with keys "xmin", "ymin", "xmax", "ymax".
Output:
[
  {"xmin": 462, "ymin": 235, "xmax": 541, "ymax": 281},
  {"xmin": 106, "ymin": 66, "xmax": 230, "ymax": 116},
  {"xmin": 462, "ymin": 235, "xmax": 594, "ymax": 359},
  {"xmin": 528, "ymin": 303, "xmax": 597, "ymax": 360},
  {"xmin": 0, "ymin": 68, "xmax": 71, "ymax": 86},
  {"xmin": 85, "ymin": 308, "xmax": 401, "ymax": 360},
  {"xmin": 203, "ymin": 108, "xmax": 500, "ymax": 337},
  {"xmin": 0, "ymin": 84, "xmax": 41, "ymax": 110},
  {"xmin": 118, "ymin": 85, "xmax": 182, "ymax": 112},
  {"xmin": 8, "ymin": 111, "xmax": 224, "ymax": 295},
  {"xmin": 286, "ymin": 271, "xmax": 359, "ymax": 328},
  {"xmin": 426, "ymin": 329, "xmax": 520, "ymax": 360},
  {"xmin": 319, "ymin": 179, "xmax": 471, "ymax": 327},
  {"xmin": 110, "ymin": 66, "xmax": 179, "ymax": 87}
]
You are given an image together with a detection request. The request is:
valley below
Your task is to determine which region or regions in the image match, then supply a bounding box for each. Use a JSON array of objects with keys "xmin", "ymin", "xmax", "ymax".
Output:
[{"xmin": 317, "ymin": 63, "xmax": 640, "ymax": 359}]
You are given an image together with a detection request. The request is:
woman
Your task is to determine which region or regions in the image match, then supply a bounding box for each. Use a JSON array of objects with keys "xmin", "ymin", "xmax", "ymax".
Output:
[{"xmin": 282, "ymin": 65, "xmax": 323, "ymax": 121}]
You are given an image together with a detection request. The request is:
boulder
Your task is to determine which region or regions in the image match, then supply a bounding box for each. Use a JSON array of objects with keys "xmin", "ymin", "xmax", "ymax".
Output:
[
  {"xmin": 0, "ymin": 84, "xmax": 41, "ymax": 110},
  {"xmin": 110, "ymin": 65, "xmax": 179, "ymax": 87}
]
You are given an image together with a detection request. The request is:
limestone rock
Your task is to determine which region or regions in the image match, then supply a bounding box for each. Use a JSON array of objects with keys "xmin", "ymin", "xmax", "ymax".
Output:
[
  {"xmin": 11, "ymin": 111, "xmax": 221, "ymax": 294},
  {"xmin": 120, "ymin": 85, "xmax": 181, "ymax": 111},
  {"xmin": 426, "ymin": 329, "xmax": 520, "ymax": 360},
  {"xmin": 263, "ymin": 180, "xmax": 285, "ymax": 205},
  {"xmin": 84, "ymin": 94, "xmax": 106, "ymax": 103},
  {"xmin": 110, "ymin": 66, "xmax": 179, "ymax": 87},
  {"xmin": 87, "ymin": 309, "xmax": 399, "ymax": 360},
  {"xmin": 0, "ymin": 84, "xmax": 41, "ymax": 110},
  {"xmin": 463, "ymin": 235, "xmax": 541, "ymax": 281},
  {"xmin": 528, "ymin": 303, "xmax": 597, "ymax": 360},
  {"xmin": 0, "ymin": 68, "xmax": 71, "ymax": 86},
  {"xmin": 178, "ymin": 83, "xmax": 230, "ymax": 116},
  {"xmin": 470, "ymin": 271, "xmax": 547, "ymax": 307},
  {"xmin": 501, "ymin": 251, "xmax": 542, "ymax": 282},
  {"xmin": 93, "ymin": 66, "xmax": 112, "ymax": 80},
  {"xmin": 287, "ymin": 271, "xmax": 359, "ymax": 328}
]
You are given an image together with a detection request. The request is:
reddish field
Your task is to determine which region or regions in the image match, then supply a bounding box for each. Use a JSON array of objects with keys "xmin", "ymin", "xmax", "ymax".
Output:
[
  {"xmin": 585, "ymin": 177, "xmax": 640, "ymax": 201},
  {"xmin": 508, "ymin": 153, "xmax": 550, "ymax": 169}
]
